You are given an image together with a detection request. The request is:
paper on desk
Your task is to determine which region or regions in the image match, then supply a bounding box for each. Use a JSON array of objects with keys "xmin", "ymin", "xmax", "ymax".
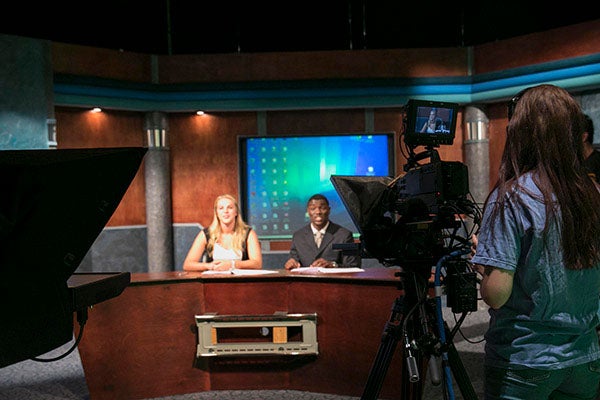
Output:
[
  {"xmin": 232, "ymin": 269, "xmax": 279, "ymax": 275},
  {"xmin": 318, "ymin": 267, "xmax": 364, "ymax": 273},
  {"xmin": 290, "ymin": 267, "xmax": 364, "ymax": 273},
  {"xmin": 201, "ymin": 268, "xmax": 279, "ymax": 276}
]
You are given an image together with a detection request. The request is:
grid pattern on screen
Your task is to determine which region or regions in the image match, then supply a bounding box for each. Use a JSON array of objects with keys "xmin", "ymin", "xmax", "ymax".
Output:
[{"xmin": 240, "ymin": 134, "xmax": 394, "ymax": 239}]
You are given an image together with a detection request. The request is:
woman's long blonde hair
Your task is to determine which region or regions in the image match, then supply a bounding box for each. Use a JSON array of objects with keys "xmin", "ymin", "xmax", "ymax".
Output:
[{"xmin": 205, "ymin": 194, "xmax": 250, "ymax": 256}]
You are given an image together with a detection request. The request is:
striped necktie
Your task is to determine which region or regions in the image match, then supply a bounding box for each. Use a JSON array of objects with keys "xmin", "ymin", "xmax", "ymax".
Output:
[{"xmin": 314, "ymin": 231, "xmax": 323, "ymax": 248}]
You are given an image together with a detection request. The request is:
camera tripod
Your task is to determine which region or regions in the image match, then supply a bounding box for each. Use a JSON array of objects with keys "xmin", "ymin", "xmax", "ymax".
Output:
[{"xmin": 360, "ymin": 264, "xmax": 478, "ymax": 400}]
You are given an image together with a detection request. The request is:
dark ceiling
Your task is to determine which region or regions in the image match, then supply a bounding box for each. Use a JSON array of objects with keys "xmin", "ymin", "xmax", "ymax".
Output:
[{"xmin": 2, "ymin": 1, "xmax": 600, "ymax": 55}]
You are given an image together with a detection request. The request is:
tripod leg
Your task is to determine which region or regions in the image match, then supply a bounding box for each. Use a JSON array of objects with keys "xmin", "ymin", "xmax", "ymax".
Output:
[
  {"xmin": 361, "ymin": 322, "xmax": 401, "ymax": 400},
  {"xmin": 361, "ymin": 297, "xmax": 403, "ymax": 400},
  {"xmin": 361, "ymin": 295, "xmax": 425, "ymax": 400},
  {"xmin": 447, "ymin": 341, "xmax": 479, "ymax": 400}
]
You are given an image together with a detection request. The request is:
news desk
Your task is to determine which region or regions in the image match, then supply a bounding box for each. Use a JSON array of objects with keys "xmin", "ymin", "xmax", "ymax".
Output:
[{"xmin": 76, "ymin": 267, "xmax": 409, "ymax": 400}]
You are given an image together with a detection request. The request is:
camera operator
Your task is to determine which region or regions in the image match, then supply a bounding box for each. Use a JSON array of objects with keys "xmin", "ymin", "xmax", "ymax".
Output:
[{"xmin": 472, "ymin": 84, "xmax": 600, "ymax": 400}]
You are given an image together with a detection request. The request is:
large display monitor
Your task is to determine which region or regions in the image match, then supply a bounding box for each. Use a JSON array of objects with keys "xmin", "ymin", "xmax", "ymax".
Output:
[{"xmin": 239, "ymin": 133, "xmax": 396, "ymax": 239}]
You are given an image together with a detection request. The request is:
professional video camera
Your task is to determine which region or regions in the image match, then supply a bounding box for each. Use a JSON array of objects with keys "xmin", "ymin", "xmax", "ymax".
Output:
[
  {"xmin": 331, "ymin": 99, "xmax": 481, "ymax": 310},
  {"xmin": 332, "ymin": 100, "xmax": 483, "ymax": 400},
  {"xmin": 332, "ymin": 99, "xmax": 479, "ymax": 268}
]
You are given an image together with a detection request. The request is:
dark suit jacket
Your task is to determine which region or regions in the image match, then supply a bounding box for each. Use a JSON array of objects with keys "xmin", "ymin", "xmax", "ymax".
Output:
[{"xmin": 288, "ymin": 221, "xmax": 361, "ymax": 268}]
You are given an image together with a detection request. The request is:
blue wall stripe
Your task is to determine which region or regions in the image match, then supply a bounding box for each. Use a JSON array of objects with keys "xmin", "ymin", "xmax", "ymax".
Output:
[{"xmin": 54, "ymin": 53, "xmax": 600, "ymax": 111}]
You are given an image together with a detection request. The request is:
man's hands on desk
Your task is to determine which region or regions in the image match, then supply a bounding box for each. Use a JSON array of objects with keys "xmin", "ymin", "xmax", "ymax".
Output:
[{"xmin": 285, "ymin": 257, "xmax": 337, "ymax": 270}]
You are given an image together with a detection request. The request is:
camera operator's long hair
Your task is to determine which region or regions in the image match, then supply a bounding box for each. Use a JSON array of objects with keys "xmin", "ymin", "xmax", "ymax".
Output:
[{"xmin": 489, "ymin": 84, "xmax": 600, "ymax": 270}]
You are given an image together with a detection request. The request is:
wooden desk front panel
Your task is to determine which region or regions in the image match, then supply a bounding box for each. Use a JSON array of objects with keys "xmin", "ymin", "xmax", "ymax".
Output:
[
  {"xmin": 77, "ymin": 271, "xmax": 405, "ymax": 399},
  {"xmin": 78, "ymin": 281, "xmax": 210, "ymax": 400},
  {"xmin": 287, "ymin": 280, "xmax": 404, "ymax": 399},
  {"xmin": 201, "ymin": 278, "xmax": 292, "ymax": 391}
]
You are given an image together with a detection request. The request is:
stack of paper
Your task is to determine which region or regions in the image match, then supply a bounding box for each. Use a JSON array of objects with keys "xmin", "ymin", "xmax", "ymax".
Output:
[
  {"xmin": 289, "ymin": 267, "xmax": 364, "ymax": 274},
  {"xmin": 202, "ymin": 269, "xmax": 279, "ymax": 276}
]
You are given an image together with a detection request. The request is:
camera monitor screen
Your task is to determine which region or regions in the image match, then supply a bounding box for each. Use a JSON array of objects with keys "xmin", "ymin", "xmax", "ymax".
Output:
[
  {"xmin": 239, "ymin": 133, "xmax": 396, "ymax": 239},
  {"xmin": 404, "ymin": 99, "xmax": 458, "ymax": 147}
]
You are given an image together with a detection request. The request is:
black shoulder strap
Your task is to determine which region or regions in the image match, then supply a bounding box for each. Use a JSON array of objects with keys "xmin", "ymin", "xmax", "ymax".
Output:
[
  {"xmin": 241, "ymin": 227, "xmax": 251, "ymax": 259},
  {"xmin": 202, "ymin": 227, "xmax": 212, "ymax": 262},
  {"xmin": 243, "ymin": 227, "xmax": 251, "ymax": 246}
]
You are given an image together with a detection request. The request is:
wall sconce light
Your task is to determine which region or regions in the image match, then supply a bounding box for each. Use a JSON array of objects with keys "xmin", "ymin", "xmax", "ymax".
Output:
[
  {"xmin": 196, "ymin": 110, "xmax": 205, "ymax": 116},
  {"xmin": 91, "ymin": 107, "xmax": 102, "ymax": 113}
]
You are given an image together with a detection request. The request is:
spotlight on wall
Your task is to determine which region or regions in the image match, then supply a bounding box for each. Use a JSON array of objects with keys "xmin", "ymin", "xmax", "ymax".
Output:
[{"xmin": 91, "ymin": 107, "xmax": 102, "ymax": 113}]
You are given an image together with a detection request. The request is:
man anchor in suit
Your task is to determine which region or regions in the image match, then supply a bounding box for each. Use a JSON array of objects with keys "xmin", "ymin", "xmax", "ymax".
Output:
[{"xmin": 284, "ymin": 193, "xmax": 361, "ymax": 270}]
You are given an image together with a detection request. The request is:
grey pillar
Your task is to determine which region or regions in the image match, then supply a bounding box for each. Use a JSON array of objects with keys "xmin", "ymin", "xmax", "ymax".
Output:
[
  {"xmin": 144, "ymin": 112, "xmax": 174, "ymax": 272},
  {"xmin": 463, "ymin": 106, "xmax": 490, "ymax": 208}
]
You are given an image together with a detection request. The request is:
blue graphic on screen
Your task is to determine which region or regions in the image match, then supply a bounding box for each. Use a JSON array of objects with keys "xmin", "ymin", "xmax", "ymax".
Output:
[{"xmin": 241, "ymin": 134, "xmax": 393, "ymax": 239}]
